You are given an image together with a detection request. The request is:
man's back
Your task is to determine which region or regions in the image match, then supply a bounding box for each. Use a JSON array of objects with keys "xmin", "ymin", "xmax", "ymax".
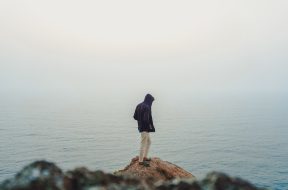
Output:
[
  {"xmin": 134, "ymin": 103, "xmax": 150, "ymax": 122},
  {"xmin": 133, "ymin": 94, "xmax": 155, "ymax": 133}
]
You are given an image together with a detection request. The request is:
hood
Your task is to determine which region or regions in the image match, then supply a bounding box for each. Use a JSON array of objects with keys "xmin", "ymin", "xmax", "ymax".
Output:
[{"xmin": 143, "ymin": 94, "xmax": 154, "ymax": 107}]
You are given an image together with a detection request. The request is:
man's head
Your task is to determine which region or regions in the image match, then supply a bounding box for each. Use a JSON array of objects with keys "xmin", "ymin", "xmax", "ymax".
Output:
[{"xmin": 144, "ymin": 94, "xmax": 154, "ymax": 106}]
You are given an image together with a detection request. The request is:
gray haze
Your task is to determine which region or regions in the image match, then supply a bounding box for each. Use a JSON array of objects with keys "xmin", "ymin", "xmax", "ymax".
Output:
[
  {"xmin": 0, "ymin": 0, "xmax": 288, "ymax": 101},
  {"xmin": 1, "ymin": 2, "xmax": 288, "ymax": 189}
]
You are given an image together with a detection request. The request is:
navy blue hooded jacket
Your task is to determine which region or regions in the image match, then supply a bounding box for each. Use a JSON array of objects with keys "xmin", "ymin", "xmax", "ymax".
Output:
[{"xmin": 133, "ymin": 94, "xmax": 155, "ymax": 133}]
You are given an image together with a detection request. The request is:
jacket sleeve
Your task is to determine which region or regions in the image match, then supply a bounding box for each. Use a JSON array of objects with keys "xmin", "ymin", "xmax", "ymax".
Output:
[{"xmin": 133, "ymin": 106, "xmax": 138, "ymax": 120}]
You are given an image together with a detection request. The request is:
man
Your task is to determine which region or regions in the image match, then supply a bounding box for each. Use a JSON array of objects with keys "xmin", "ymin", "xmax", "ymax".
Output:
[{"xmin": 133, "ymin": 94, "xmax": 155, "ymax": 167}]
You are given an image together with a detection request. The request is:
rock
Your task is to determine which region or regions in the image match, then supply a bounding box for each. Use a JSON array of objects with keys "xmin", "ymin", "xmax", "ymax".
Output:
[
  {"xmin": 0, "ymin": 160, "xmax": 150, "ymax": 190},
  {"xmin": 0, "ymin": 160, "xmax": 64, "ymax": 190},
  {"xmin": 200, "ymin": 172, "xmax": 266, "ymax": 190},
  {"xmin": 114, "ymin": 156, "xmax": 195, "ymax": 182},
  {"xmin": 64, "ymin": 167, "xmax": 149, "ymax": 190},
  {"xmin": 0, "ymin": 159, "xmax": 267, "ymax": 190},
  {"xmin": 156, "ymin": 172, "xmax": 266, "ymax": 190}
]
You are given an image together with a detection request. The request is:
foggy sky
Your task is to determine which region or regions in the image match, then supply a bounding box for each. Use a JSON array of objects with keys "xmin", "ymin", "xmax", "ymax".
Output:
[{"xmin": 1, "ymin": 0, "xmax": 288, "ymax": 101}]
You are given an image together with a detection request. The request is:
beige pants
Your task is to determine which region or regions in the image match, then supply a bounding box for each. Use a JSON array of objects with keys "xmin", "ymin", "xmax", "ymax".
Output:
[{"xmin": 139, "ymin": 132, "xmax": 151, "ymax": 162}]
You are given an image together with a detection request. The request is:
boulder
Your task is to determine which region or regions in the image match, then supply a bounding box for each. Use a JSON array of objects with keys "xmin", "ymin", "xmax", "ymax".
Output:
[
  {"xmin": 114, "ymin": 156, "xmax": 195, "ymax": 182},
  {"xmin": 0, "ymin": 160, "xmax": 64, "ymax": 190},
  {"xmin": 0, "ymin": 160, "xmax": 150, "ymax": 190},
  {"xmin": 64, "ymin": 167, "xmax": 147, "ymax": 190},
  {"xmin": 156, "ymin": 172, "xmax": 266, "ymax": 190},
  {"xmin": 0, "ymin": 159, "xmax": 266, "ymax": 190}
]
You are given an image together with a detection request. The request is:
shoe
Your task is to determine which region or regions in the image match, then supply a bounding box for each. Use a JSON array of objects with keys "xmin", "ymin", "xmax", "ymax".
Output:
[
  {"xmin": 139, "ymin": 161, "xmax": 150, "ymax": 167},
  {"xmin": 144, "ymin": 157, "xmax": 151, "ymax": 161}
]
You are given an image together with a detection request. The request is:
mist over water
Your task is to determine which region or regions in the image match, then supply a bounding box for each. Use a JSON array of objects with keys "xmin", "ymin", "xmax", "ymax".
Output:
[
  {"xmin": 1, "ymin": 93, "xmax": 288, "ymax": 190},
  {"xmin": 1, "ymin": 1, "xmax": 288, "ymax": 190}
]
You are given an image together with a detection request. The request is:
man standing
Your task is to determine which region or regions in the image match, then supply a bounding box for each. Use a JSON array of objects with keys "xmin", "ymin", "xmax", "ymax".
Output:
[{"xmin": 133, "ymin": 94, "xmax": 155, "ymax": 167}]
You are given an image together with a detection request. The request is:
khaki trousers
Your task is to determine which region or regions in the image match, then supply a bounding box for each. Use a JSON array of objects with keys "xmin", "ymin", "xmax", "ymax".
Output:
[{"xmin": 139, "ymin": 132, "xmax": 151, "ymax": 162}]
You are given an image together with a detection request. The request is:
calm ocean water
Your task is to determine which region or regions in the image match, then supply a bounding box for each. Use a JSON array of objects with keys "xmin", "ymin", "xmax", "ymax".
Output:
[{"xmin": 0, "ymin": 95, "xmax": 287, "ymax": 190}]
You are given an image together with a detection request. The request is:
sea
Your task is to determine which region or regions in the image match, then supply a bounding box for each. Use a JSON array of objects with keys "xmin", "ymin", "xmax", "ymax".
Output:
[{"xmin": 0, "ymin": 94, "xmax": 287, "ymax": 190}]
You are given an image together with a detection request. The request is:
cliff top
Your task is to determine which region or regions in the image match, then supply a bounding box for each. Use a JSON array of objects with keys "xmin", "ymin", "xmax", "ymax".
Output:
[
  {"xmin": 114, "ymin": 156, "xmax": 195, "ymax": 182},
  {"xmin": 0, "ymin": 158, "xmax": 265, "ymax": 190}
]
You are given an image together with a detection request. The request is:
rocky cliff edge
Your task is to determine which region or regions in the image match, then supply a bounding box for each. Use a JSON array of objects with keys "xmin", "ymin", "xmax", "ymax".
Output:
[{"xmin": 0, "ymin": 157, "xmax": 266, "ymax": 190}]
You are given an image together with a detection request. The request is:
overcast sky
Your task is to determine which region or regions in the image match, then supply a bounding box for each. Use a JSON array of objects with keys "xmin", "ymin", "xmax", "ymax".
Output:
[{"xmin": 0, "ymin": 0, "xmax": 287, "ymax": 101}]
